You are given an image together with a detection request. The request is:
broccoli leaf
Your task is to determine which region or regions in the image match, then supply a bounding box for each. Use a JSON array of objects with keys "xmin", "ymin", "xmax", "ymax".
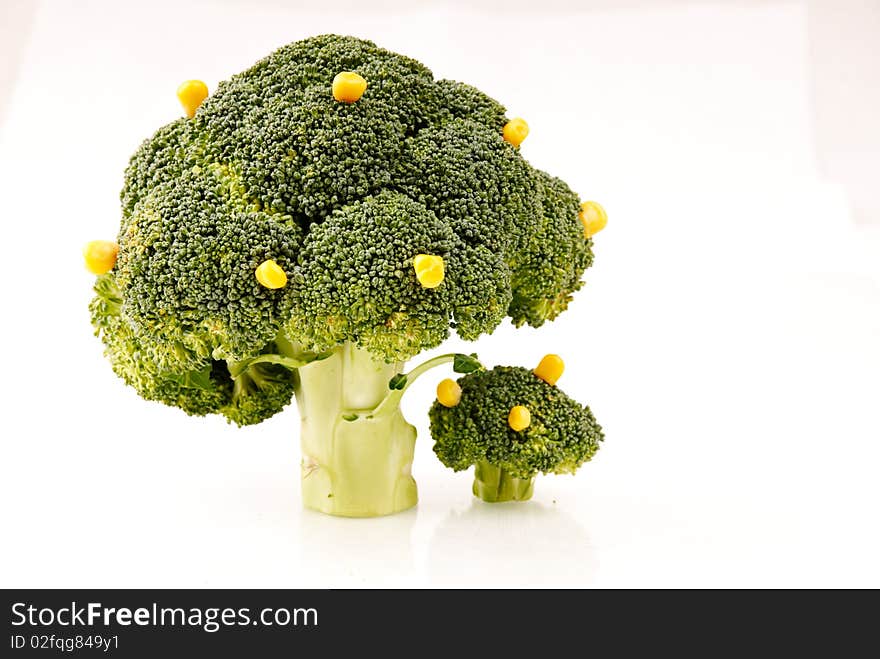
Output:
[
  {"xmin": 164, "ymin": 367, "xmax": 216, "ymax": 392},
  {"xmin": 453, "ymin": 353, "xmax": 482, "ymax": 374},
  {"xmin": 388, "ymin": 374, "xmax": 408, "ymax": 390}
]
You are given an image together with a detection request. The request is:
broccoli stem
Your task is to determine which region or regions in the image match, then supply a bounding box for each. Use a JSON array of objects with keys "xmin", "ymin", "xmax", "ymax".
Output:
[
  {"xmin": 370, "ymin": 352, "xmax": 459, "ymax": 418},
  {"xmin": 288, "ymin": 343, "xmax": 480, "ymax": 516},
  {"xmin": 472, "ymin": 461, "xmax": 535, "ymax": 503},
  {"xmin": 294, "ymin": 342, "xmax": 418, "ymax": 517}
]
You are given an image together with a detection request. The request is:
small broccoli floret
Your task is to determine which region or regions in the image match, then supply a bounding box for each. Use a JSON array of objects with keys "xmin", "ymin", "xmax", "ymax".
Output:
[
  {"xmin": 220, "ymin": 359, "xmax": 297, "ymax": 427},
  {"xmin": 447, "ymin": 243, "xmax": 512, "ymax": 341},
  {"xmin": 507, "ymin": 171, "xmax": 594, "ymax": 327},
  {"xmin": 429, "ymin": 365, "xmax": 603, "ymax": 502}
]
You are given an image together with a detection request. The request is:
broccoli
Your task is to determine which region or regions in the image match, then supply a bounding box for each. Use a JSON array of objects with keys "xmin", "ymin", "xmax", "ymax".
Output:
[
  {"xmin": 87, "ymin": 35, "xmax": 606, "ymax": 517},
  {"xmin": 429, "ymin": 362, "xmax": 604, "ymax": 502}
]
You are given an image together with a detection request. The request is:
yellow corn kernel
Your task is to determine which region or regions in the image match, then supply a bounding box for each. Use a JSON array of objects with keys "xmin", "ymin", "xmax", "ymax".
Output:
[
  {"xmin": 332, "ymin": 72, "xmax": 367, "ymax": 103},
  {"xmin": 436, "ymin": 378, "xmax": 462, "ymax": 408},
  {"xmin": 413, "ymin": 254, "xmax": 445, "ymax": 289},
  {"xmin": 508, "ymin": 405, "xmax": 531, "ymax": 432},
  {"xmin": 255, "ymin": 259, "xmax": 287, "ymax": 289},
  {"xmin": 534, "ymin": 354, "xmax": 564, "ymax": 385},
  {"xmin": 579, "ymin": 201, "xmax": 607, "ymax": 237},
  {"xmin": 502, "ymin": 118, "xmax": 529, "ymax": 146},
  {"xmin": 177, "ymin": 80, "xmax": 209, "ymax": 118},
  {"xmin": 83, "ymin": 240, "xmax": 119, "ymax": 275}
]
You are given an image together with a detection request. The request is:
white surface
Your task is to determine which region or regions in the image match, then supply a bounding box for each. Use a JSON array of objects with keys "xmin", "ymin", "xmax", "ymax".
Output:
[
  {"xmin": 808, "ymin": 0, "xmax": 880, "ymax": 224},
  {"xmin": 0, "ymin": 0, "xmax": 878, "ymax": 588}
]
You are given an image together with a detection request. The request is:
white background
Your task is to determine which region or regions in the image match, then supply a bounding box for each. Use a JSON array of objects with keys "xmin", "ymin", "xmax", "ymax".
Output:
[{"xmin": 0, "ymin": 0, "xmax": 878, "ymax": 588}]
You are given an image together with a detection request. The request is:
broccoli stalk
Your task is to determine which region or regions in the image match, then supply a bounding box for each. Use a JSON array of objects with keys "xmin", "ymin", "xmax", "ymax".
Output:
[
  {"xmin": 295, "ymin": 347, "xmax": 480, "ymax": 516},
  {"xmin": 294, "ymin": 343, "xmax": 416, "ymax": 516},
  {"xmin": 472, "ymin": 461, "xmax": 535, "ymax": 503}
]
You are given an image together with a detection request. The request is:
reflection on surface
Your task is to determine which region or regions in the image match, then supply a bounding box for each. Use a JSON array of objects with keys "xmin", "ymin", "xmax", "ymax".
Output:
[
  {"xmin": 427, "ymin": 500, "xmax": 595, "ymax": 587},
  {"xmin": 297, "ymin": 507, "xmax": 417, "ymax": 587}
]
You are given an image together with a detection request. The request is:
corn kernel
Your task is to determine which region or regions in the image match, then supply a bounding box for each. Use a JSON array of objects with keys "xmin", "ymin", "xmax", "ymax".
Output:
[
  {"xmin": 413, "ymin": 254, "xmax": 445, "ymax": 289},
  {"xmin": 508, "ymin": 405, "xmax": 531, "ymax": 431},
  {"xmin": 332, "ymin": 72, "xmax": 367, "ymax": 103},
  {"xmin": 255, "ymin": 259, "xmax": 287, "ymax": 289},
  {"xmin": 534, "ymin": 354, "xmax": 564, "ymax": 385},
  {"xmin": 436, "ymin": 378, "xmax": 462, "ymax": 407},
  {"xmin": 83, "ymin": 240, "xmax": 119, "ymax": 275},
  {"xmin": 502, "ymin": 118, "xmax": 529, "ymax": 146},
  {"xmin": 579, "ymin": 201, "xmax": 607, "ymax": 237},
  {"xmin": 177, "ymin": 80, "xmax": 209, "ymax": 118}
]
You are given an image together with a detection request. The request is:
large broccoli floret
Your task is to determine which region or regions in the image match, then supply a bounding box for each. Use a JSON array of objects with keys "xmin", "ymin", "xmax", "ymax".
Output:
[
  {"xmin": 394, "ymin": 118, "xmax": 541, "ymax": 253},
  {"xmin": 285, "ymin": 191, "xmax": 455, "ymax": 361},
  {"xmin": 116, "ymin": 166, "xmax": 303, "ymax": 372},
  {"xmin": 507, "ymin": 171, "xmax": 594, "ymax": 327},
  {"xmin": 121, "ymin": 117, "xmax": 199, "ymax": 217},
  {"xmin": 89, "ymin": 275, "xmax": 229, "ymax": 417},
  {"xmin": 90, "ymin": 275, "xmax": 296, "ymax": 426},
  {"xmin": 429, "ymin": 365, "xmax": 604, "ymax": 502},
  {"xmin": 88, "ymin": 34, "xmax": 606, "ymax": 515},
  {"xmin": 193, "ymin": 35, "xmax": 436, "ymax": 218},
  {"xmin": 285, "ymin": 191, "xmax": 510, "ymax": 361}
]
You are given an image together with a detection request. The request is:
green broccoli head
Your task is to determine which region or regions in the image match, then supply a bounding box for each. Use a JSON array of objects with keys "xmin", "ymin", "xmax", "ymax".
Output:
[
  {"xmin": 429, "ymin": 365, "xmax": 603, "ymax": 500},
  {"xmin": 92, "ymin": 34, "xmax": 602, "ymax": 424}
]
